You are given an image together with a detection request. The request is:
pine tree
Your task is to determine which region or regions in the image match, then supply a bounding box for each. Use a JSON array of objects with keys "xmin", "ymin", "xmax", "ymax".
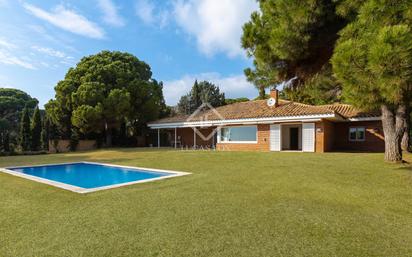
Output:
[
  {"xmin": 19, "ymin": 107, "xmax": 31, "ymax": 151},
  {"xmin": 332, "ymin": 1, "xmax": 412, "ymax": 162},
  {"xmin": 190, "ymin": 80, "xmax": 202, "ymax": 112},
  {"xmin": 69, "ymin": 127, "xmax": 79, "ymax": 151},
  {"xmin": 41, "ymin": 117, "xmax": 50, "ymax": 151},
  {"xmin": 31, "ymin": 106, "xmax": 42, "ymax": 151},
  {"xmin": 241, "ymin": 0, "xmax": 350, "ymax": 99},
  {"xmin": 0, "ymin": 133, "xmax": 3, "ymax": 152},
  {"xmin": 3, "ymin": 131, "xmax": 10, "ymax": 152},
  {"xmin": 177, "ymin": 80, "xmax": 225, "ymax": 114}
]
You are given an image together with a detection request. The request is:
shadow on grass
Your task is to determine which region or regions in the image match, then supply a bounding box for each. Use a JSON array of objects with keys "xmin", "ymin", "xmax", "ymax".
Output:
[{"xmin": 395, "ymin": 164, "xmax": 412, "ymax": 172}]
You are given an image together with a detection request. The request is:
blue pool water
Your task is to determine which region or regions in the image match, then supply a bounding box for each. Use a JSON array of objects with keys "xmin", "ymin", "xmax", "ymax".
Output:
[{"xmin": 8, "ymin": 162, "xmax": 170, "ymax": 189}]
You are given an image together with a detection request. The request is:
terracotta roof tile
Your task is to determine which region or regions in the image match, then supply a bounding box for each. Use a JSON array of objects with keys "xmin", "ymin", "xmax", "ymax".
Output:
[
  {"xmin": 150, "ymin": 100, "xmax": 380, "ymax": 125},
  {"xmin": 321, "ymin": 103, "xmax": 381, "ymax": 119}
]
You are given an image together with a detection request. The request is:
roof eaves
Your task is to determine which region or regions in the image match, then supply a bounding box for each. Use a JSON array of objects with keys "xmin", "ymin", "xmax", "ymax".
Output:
[{"xmin": 148, "ymin": 113, "xmax": 337, "ymax": 129}]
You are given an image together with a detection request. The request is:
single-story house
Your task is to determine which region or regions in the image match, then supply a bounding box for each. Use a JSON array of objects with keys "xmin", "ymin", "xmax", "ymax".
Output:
[{"xmin": 148, "ymin": 89, "xmax": 384, "ymax": 153}]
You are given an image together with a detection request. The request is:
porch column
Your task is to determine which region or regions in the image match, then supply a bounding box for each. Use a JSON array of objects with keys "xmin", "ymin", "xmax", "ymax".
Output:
[
  {"xmin": 174, "ymin": 127, "xmax": 177, "ymax": 149},
  {"xmin": 212, "ymin": 130, "xmax": 215, "ymax": 148},
  {"xmin": 157, "ymin": 129, "xmax": 160, "ymax": 148},
  {"xmin": 193, "ymin": 128, "xmax": 196, "ymax": 149}
]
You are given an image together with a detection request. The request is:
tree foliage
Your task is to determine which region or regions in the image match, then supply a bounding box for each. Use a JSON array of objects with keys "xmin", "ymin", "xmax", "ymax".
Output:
[
  {"xmin": 19, "ymin": 107, "xmax": 31, "ymax": 151},
  {"xmin": 0, "ymin": 88, "xmax": 39, "ymax": 153},
  {"xmin": 46, "ymin": 51, "xmax": 167, "ymax": 145},
  {"xmin": 177, "ymin": 80, "xmax": 225, "ymax": 114},
  {"xmin": 41, "ymin": 116, "xmax": 50, "ymax": 151},
  {"xmin": 3, "ymin": 131, "xmax": 10, "ymax": 152},
  {"xmin": 241, "ymin": 0, "xmax": 350, "ymax": 97},
  {"xmin": 30, "ymin": 106, "xmax": 42, "ymax": 151},
  {"xmin": 224, "ymin": 97, "xmax": 249, "ymax": 105},
  {"xmin": 0, "ymin": 119, "xmax": 10, "ymax": 152},
  {"xmin": 331, "ymin": 0, "xmax": 412, "ymax": 162},
  {"xmin": 282, "ymin": 65, "xmax": 342, "ymax": 105},
  {"xmin": 243, "ymin": 0, "xmax": 412, "ymax": 161},
  {"xmin": 0, "ymin": 88, "xmax": 38, "ymax": 131}
]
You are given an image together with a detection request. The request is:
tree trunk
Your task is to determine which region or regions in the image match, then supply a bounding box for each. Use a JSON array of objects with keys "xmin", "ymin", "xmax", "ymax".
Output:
[
  {"xmin": 401, "ymin": 104, "xmax": 411, "ymax": 152},
  {"xmin": 381, "ymin": 105, "xmax": 407, "ymax": 162},
  {"xmin": 105, "ymin": 121, "xmax": 112, "ymax": 147},
  {"xmin": 258, "ymin": 86, "xmax": 266, "ymax": 99}
]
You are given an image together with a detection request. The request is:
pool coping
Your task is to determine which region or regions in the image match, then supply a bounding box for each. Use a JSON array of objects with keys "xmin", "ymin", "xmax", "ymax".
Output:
[{"xmin": 0, "ymin": 161, "xmax": 191, "ymax": 194}]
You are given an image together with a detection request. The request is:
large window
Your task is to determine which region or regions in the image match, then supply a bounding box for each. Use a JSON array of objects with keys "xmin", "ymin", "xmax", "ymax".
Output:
[
  {"xmin": 349, "ymin": 127, "xmax": 365, "ymax": 141},
  {"xmin": 220, "ymin": 126, "xmax": 257, "ymax": 143}
]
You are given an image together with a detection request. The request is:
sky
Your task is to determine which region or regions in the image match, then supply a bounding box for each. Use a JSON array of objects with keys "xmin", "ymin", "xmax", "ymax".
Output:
[{"xmin": 0, "ymin": 0, "xmax": 259, "ymax": 107}]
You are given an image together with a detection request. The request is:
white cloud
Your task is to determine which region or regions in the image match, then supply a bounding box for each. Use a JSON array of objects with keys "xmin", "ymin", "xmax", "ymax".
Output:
[
  {"xmin": 135, "ymin": 0, "xmax": 170, "ymax": 28},
  {"xmin": 135, "ymin": 0, "xmax": 155, "ymax": 24},
  {"xmin": 31, "ymin": 46, "xmax": 67, "ymax": 58},
  {"xmin": 0, "ymin": 38, "xmax": 17, "ymax": 49},
  {"xmin": 0, "ymin": 50, "xmax": 36, "ymax": 70},
  {"xmin": 23, "ymin": 3, "xmax": 105, "ymax": 39},
  {"xmin": 40, "ymin": 61, "xmax": 50, "ymax": 68},
  {"xmin": 31, "ymin": 46, "xmax": 74, "ymax": 62},
  {"xmin": 28, "ymin": 25, "xmax": 80, "ymax": 53},
  {"xmin": 158, "ymin": 9, "xmax": 171, "ymax": 28},
  {"xmin": 30, "ymin": 46, "xmax": 75, "ymax": 66},
  {"xmin": 0, "ymin": 39, "xmax": 35, "ymax": 69},
  {"xmin": 97, "ymin": 0, "xmax": 125, "ymax": 27},
  {"xmin": 173, "ymin": 0, "xmax": 258, "ymax": 57},
  {"xmin": 162, "ymin": 73, "xmax": 256, "ymax": 105}
]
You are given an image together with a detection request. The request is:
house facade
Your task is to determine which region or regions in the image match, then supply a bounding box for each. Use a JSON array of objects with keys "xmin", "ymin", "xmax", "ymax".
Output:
[{"xmin": 148, "ymin": 90, "xmax": 384, "ymax": 153}]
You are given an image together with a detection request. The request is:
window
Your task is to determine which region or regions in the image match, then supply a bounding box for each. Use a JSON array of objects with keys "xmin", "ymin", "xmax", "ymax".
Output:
[
  {"xmin": 349, "ymin": 127, "xmax": 365, "ymax": 141},
  {"xmin": 220, "ymin": 126, "xmax": 257, "ymax": 143}
]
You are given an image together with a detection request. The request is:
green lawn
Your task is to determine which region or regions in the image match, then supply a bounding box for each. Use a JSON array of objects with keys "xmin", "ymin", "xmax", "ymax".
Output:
[{"xmin": 1, "ymin": 149, "xmax": 412, "ymax": 257}]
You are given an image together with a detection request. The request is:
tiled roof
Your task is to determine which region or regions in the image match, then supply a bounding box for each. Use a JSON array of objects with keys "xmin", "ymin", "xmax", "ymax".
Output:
[
  {"xmin": 149, "ymin": 100, "xmax": 380, "ymax": 125},
  {"xmin": 321, "ymin": 103, "xmax": 381, "ymax": 119}
]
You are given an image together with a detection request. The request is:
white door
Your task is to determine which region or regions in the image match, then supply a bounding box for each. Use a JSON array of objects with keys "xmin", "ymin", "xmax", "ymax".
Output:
[
  {"xmin": 270, "ymin": 124, "xmax": 281, "ymax": 151},
  {"xmin": 302, "ymin": 123, "xmax": 315, "ymax": 152}
]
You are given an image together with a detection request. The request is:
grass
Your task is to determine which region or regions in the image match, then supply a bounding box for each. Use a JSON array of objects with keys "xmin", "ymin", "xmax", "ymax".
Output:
[{"xmin": 0, "ymin": 149, "xmax": 412, "ymax": 257}]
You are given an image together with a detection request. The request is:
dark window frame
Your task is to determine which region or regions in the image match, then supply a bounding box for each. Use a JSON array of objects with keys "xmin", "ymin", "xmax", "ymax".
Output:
[{"xmin": 349, "ymin": 127, "xmax": 366, "ymax": 142}]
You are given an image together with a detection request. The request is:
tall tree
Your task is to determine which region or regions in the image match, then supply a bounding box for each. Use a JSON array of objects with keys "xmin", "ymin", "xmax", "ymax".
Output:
[
  {"xmin": 241, "ymin": 0, "xmax": 349, "ymax": 98},
  {"xmin": 69, "ymin": 127, "xmax": 79, "ymax": 151},
  {"xmin": 41, "ymin": 116, "xmax": 50, "ymax": 151},
  {"xmin": 19, "ymin": 107, "xmax": 31, "ymax": 151},
  {"xmin": 71, "ymin": 84, "xmax": 131, "ymax": 145},
  {"xmin": 3, "ymin": 131, "xmax": 10, "ymax": 152},
  {"xmin": 46, "ymin": 51, "xmax": 167, "ymax": 146},
  {"xmin": 45, "ymin": 80, "xmax": 77, "ymax": 141},
  {"xmin": 401, "ymin": 110, "xmax": 411, "ymax": 152},
  {"xmin": 0, "ymin": 88, "xmax": 38, "ymax": 138},
  {"xmin": 30, "ymin": 106, "xmax": 42, "ymax": 151},
  {"xmin": 282, "ymin": 65, "xmax": 342, "ymax": 105},
  {"xmin": 177, "ymin": 80, "xmax": 225, "ymax": 114},
  {"xmin": 0, "ymin": 119, "xmax": 9, "ymax": 152},
  {"xmin": 332, "ymin": 0, "xmax": 412, "ymax": 162}
]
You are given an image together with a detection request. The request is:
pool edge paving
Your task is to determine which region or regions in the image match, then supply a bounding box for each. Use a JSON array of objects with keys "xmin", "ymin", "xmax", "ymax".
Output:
[{"xmin": 0, "ymin": 161, "xmax": 191, "ymax": 194}]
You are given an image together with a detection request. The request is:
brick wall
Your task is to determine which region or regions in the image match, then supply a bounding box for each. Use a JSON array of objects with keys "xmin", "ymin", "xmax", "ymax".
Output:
[
  {"xmin": 174, "ymin": 120, "xmax": 384, "ymax": 153},
  {"xmin": 216, "ymin": 124, "xmax": 270, "ymax": 151},
  {"xmin": 315, "ymin": 122, "xmax": 324, "ymax": 153},
  {"xmin": 333, "ymin": 121, "xmax": 384, "ymax": 152},
  {"xmin": 315, "ymin": 120, "xmax": 335, "ymax": 153}
]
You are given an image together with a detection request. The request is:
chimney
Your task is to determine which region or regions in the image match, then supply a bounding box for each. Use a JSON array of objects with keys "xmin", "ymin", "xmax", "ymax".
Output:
[{"xmin": 270, "ymin": 88, "xmax": 279, "ymax": 107}]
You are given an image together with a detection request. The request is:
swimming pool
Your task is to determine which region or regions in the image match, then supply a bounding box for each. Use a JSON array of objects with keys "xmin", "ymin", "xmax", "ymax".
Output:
[{"xmin": 1, "ymin": 162, "xmax": 189, "ymax": 193}]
